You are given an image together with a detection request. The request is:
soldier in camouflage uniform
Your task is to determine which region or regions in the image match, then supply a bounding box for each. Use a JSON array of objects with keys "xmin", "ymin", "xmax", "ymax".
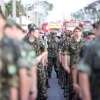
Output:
[
  {"xmin": 60, "ymin": 32, "xmax": 74, "ymax": 100},
  {"xmin": 41, "ymin": 35, "xmax": 49, "ymax": 88},
  {"xmin": 69, "ymin": 27, "xmax": 85, "ymax": 100},
  {"xmin": 24, "ymin": 26, "xmax": 47, "ymax": 100},
  {"xmin": 47, "ymin": 32, "xmax": 59, "ymax": 79},
  {"xmin": 0, "ymin": 12, "xmax": 38, "ymax": 100},
  {"xmin": 78, "ymin": 21, "xmax": 100, "ymax": 100},
  {"xmin": 36, "ymin": 37, "xmax": 48, "ymax": 100},
  {"xmin": 57, "ymin": 34, "xmax": 63, "ymax": 87},
  {"xmin": 6, "ymin": 19, "xmax": 39, "ymax": 100},
  {"xmin": 58, "ymin": 34, "xmax": 67, "ymax": 89},
  {"xmin": 57, "ymin": 33, "xmax": 64, "ymax": 88}
]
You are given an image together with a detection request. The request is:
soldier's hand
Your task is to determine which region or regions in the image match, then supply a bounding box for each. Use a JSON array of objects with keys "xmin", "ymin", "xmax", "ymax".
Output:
[
  {"xmin": 30, "ymin": 88, "xmax": 38, "ymax": 100},
  {"xmin": 73, "ymin": 83, "xmax": 81, "ymax": 94},
  {"xmin": 65, "ymin": 66, "xmax": 70, "ymax": 74}
]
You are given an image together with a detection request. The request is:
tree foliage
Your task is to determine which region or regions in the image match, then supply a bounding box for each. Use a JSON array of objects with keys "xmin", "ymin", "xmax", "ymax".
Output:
[
  {"xmin": 5, "ymin": 0, "xmax": 26, "ymax": 17},
  {"xmin": 40, "ymin": 1, "xmax": 53, "ymax": 11},
  {"xmin": 5, "ymin": 1, "xmax": 12, "ymax": 17}
]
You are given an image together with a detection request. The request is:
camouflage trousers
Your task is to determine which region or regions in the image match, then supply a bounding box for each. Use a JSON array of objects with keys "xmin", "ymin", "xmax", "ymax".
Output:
[
  {"xmin": 48, "ymin": 57, "xmax": 59, "ymax": 78},
  {"xmin": 0, "ymin": 84, "xmax": 10, "ymax": 100},
  {"xmin": 37, "ymin": 63, "xmax": 47, "ymax": 100},
  {"xmin": 58, "ymin": 63, "xmax": 64, "ymax": 88},
  {"xmin": 58, "ymin": 65, "xmax": 74, "ymax": 100},
  {"xmin": 63, "ymin": 72, "xmax": 74, "ymax": 100},
  {"xmin": 44, "ymin": 65, "xmax": 49, "ymax": 88}
]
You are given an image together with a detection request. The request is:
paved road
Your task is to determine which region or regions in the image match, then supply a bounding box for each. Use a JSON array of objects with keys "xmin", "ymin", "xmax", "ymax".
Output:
[{"xmin": 48, "ymin": 69, "xmax": 65, "ymax": 100}]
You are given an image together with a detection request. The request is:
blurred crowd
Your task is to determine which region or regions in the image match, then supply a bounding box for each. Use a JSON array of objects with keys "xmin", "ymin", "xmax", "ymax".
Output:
[{"xmin": 0, "ymin": 8, "xmax": 100, "ymax": 100}]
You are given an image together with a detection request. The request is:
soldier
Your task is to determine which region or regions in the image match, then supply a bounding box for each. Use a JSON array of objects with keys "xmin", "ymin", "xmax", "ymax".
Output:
[
  {"xmin": 78, "ymin": 21, "xmax": 100, "ymax": 100},
  {"xmin": 47, "ymin": 32, "xmax": 59, "ymax": 79},
  {"xmin": 61, "ymin": 32, "xmax": 73, "ymax": 99},
  {"xmin": 70, "ymin": 27, "xmax": 85, "ymax": 99},
  {"xmin": 4, "ymin": 20, "xmax": 34, "ymax": 100},
  {"xmin": 36, "ymin": 33, "xmax": 48, "ymax": 100},
  {"xmin": 0, "ymin": 13, "xmax": 32, "ymax": 100},
  {"xmin": 41, "ymin": 35, "xmax": 49, "ymax": 88},
  {"xmin": 80, "ymin": 32, "xmax": 95, "ymax": 59},
  {"xmin": 0, "ymin": 9, "xmax": 10, "ymax": 100},
  {"xmin": 24, "ymin": 26, "xmax": 48, "ymax": 100},
  {"xmin": 3, "ymin": 19, "xmax": 40, "ymax": 100},
  {"xmin": 58, "ymin": 34, "xmax": 65, "ymax": 88}
]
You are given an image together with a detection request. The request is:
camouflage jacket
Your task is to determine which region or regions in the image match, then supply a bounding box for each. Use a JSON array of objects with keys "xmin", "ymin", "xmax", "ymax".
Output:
[
  {"xmin": 78, "ymin": 38, "xmax": 100, "ymax": 100},
  {"xmin": 69, "ymin": 37, "xmax": 85, "ymax": 55},
  {"xmin": 61, "ymin": 34, "xmax": 71, "ymax": 55},
  {"xmin": 24, "ymin": 37, "xmax": 45, "ymax": 56},
  {"xmin": 0, "ymin": 36, "xmax": 36, "ymax": 88},
  {"xmin": 0, "ymin": 35, "xmax": 36, "ymax": 100},
  {"xmin": 0, "ymin": 36, "xmax": 21, "ymax": 88},
  {"xmin": 69, "ymin": 37, "xmax": 85, "ymax": 65},
  {"xmin": 47, "ymin": 36, "xmax": 58, "ymax": 58}
]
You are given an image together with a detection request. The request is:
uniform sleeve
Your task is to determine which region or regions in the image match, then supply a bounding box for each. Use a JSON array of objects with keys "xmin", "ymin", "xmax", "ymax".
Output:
[
  {"xmin": 17, "ymin": 42, "xmax": 37, "ymax": 69},
  {"xmin": 38, "ymin": 39, "xmax": 45, "ymax": 53},
  {"xmin": 62, "ymin": 39, "xmax": 70, "ymax": 55},
  {"xmin": 42, "ymin": 37, "xmax": 48, "ymax": 49},
  {"xmin": 77, "ymin": 45, "xmax": 93, "ymax": 75}
]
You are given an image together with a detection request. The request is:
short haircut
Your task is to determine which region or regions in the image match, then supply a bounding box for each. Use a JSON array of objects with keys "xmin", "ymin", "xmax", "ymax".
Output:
[
  {"xmin": 92, "ymin": 20, "xmax": 100, "ymax": 29},
  {"xmin": 73, "ymin": 27, "xmax": 82, "ymax": 32},
  {"xmin": 29, "ymin": 27, "xmax": 39, "ymax": 33}
]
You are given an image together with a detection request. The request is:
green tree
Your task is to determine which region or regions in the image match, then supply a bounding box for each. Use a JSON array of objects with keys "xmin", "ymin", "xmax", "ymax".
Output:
[
  {"xmin": 40, "ymin": 1, "xmax": 53, "ymax": 11},
  {"xmin": 5, "ymin": 1, "xmax": 12, "ymax": 17},
  {"xmin": 5, "ymin": 0, "xmax": 26, "ymax": 17}
]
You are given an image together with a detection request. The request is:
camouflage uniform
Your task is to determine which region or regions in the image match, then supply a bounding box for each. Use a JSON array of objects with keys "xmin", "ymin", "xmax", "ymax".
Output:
[
  {"xmin": 57, "ymin": 35, "xmax": 63, "ymax": 87},
  {"xmin": 37, "ymin": 38, "xmax": 48, "ymax": 100},
  {"xmin": 61, "ymin": 33, "xmax": 74, "ymax": 100},
  {"xmin": 0, "ymin": 36, "xmax": 36, "ymax": 100},
  {"xmin": 78, "ymin": 38, "xmax": 100, "ymax": 100},
  {"xmin": 57, "ymin": 34, "xmax": 65, "ymax": 88},
  {"xmin": 42, "ymin": 36, "xmax": 49, "ymax": 88},
  {"xmin": 69, "ymin": 37, "xmax": 85, "ymax": 66},
  {"xmin": 69, "ymin": 37, "xmax": 85, "ymax": 100},
  {"xmin": 47, "ymin": 34, "xmax": 58, "ymax": 78},
  {"xmin": 25, "ymin": 37, "xmax": 47, "ymax": 100}
]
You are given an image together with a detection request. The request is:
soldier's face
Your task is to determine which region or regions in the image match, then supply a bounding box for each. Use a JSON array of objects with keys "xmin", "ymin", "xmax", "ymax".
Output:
[
  {"xmin": 33, "ymin": 30, "xmax": 40, "ymax": 38},
  {"xmin": 74, "ymin": 29, "xmax": 82, "ymax": 38}
]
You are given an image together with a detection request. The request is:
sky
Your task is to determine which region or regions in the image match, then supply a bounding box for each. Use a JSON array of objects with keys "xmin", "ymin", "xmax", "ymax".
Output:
[
  {"xmin": 21, "ymin": 0, "xmax": 96, "ymax": 21},
  {"xmin": 46, "ymin": 0, "xmax": 97, "ymax": 22},
  {"xmin": 4, "ymin": 0, "xmax": 97, "ymax": 21}
]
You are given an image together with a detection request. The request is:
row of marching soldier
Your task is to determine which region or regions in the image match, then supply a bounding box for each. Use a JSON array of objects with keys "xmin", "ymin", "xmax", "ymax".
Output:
[
  {"xmin": 0, "ymin": 9, "xmax": 48, "ymax": 100},
  {"xmin": 1, "ymin": 8, "xmax": 100, "ymax": 100}
]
